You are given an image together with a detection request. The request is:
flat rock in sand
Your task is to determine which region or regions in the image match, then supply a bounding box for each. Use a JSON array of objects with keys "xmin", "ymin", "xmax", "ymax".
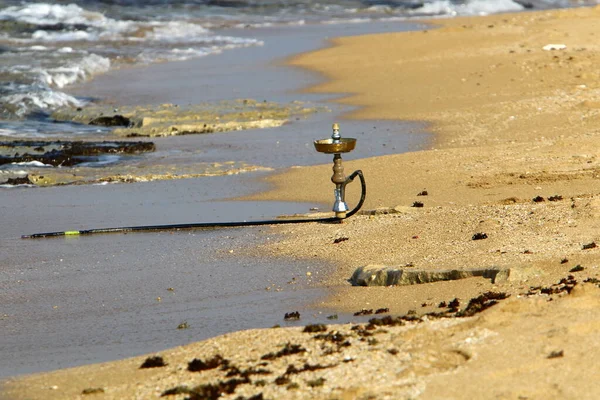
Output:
[{"xmin": 351, "ymin": 264, "xmax": 510, "ymax": 286}]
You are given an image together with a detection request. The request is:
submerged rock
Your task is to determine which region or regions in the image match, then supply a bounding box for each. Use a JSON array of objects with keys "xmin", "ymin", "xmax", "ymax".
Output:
[
  {"xmin": 89, "ymin": 115, "xmax": 131, "ymax": 127},
  {"xmin": 52, "ymin": 99, "xmax": 327, "ymax": 137},
  {"xmin": 0, "ymin": 175, "xmax": 33, "ymax": 185},
  {"xmin": 0, "ymin": 140, "xmax": 155, "ymax": 167}
]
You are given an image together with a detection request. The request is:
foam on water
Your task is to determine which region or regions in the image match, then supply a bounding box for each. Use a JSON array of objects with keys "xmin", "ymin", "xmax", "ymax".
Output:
[
  {"xmin": 0, "ymin": 3, "xmax": 134, "ymax": 35},
  {"xmin": 2, "ymin": 84, "xmax": 85, "ymax": 117},
  {"xmin": 39, "ymin": 54, "xmax": 111, "ymax": 88},
  {"xmin": 411, "ymin": 0, "xmax": 524, "ymax": 16},
  {"xmin": 0, "ymin": 3, "xmax": 103, "ymax": 26},
  {"xmin": 76, "ymin": 155, "xmax": 121, "ymax": 167},
  {"xmin": 11, "ymin": 160, "xmax": 53, "ymax": 167},
  {"xmin": 0, "ymin": 183, "xmax": 35, "ymax": 188}
]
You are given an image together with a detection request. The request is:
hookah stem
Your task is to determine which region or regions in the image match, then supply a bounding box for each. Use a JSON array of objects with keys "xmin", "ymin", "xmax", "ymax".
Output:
[{"xmin": 21, "ymin": 170, "xmax": 366, "ymax": 239}]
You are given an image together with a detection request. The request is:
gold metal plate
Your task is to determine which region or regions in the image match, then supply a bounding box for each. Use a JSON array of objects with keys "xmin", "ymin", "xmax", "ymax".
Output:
[{"xmin": 314, "ymin": 138, "xmax": 357, "ymax": 154}]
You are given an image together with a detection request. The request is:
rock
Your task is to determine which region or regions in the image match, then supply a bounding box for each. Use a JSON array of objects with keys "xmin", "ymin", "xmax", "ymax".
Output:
[
  {"xmin": 51, "ymin": 99, "xmax": 326, "ymax": 137},
  {"xmin": 502, "ymin": 267, "xmax": 542, "ymax": 283},
  {"xmin": 89, "ymin": 115, "xmax": 131, "ymax": 127},
  {"xmin": 350, "ymin": 264, "xmax": 509, "ymax": 286},
  {"xmin": 360, "ymin": 207, "xmax": 401, "ymax": 216},
  {"xmin": 1, "ymin": 176, "xmax": 32, "ymax": 185}
]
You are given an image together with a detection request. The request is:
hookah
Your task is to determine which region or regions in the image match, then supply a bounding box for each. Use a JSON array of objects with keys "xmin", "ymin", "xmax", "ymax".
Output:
[{"xmin": 314, "ymin": 123, "xmax": 365, "ymax": 219}]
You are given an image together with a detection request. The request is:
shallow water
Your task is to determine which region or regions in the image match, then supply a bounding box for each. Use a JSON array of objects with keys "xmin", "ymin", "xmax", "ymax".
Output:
[{"xmin": 0, "ymin": 177, "xmax": 341, "ymax": 377}]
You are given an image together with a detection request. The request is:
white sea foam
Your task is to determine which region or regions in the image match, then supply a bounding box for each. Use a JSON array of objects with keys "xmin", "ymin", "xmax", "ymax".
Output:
[
  {"xmin": 2, "ymin": 88, "xmax": 84, "ymax": 116},
  {"xmin": 0, "ymin": 3, "xmax": 100, "ymax": 25},
  {"xmin": 365, "ymin": 5, "xmax": 393, "ymax": 13},
  {"xmin": 0, "ymin": 128, "xmax": 18, "ymax": 136},
  {"xmin": 138, "ymin": 38, "xmax": 262, "ymax": 63},
  {"xmin": 140, "ymin": 21, "xmax": 209, "ymax": 42},
  {"xmin": 38, "ymin": 53, "xmax": 111, "ymax": 88},
  {"xmin": 0, "ymin": 184, "xmax": 35, "ymax": 188},
  {"xmin": 12, "ymin": 161, "xmax": 53, "ymax": 168},
  {"xmin": 323, "ymin": 17, "xmax": 373, "ymax": 25},
  {"xmin": 0, "ymin": 3, "xmax": 134, "ymax": 44},
  {"xmin": 32, "ymin": 29, "xmax": 95, "ymax": 42},
  {"xmin": 77, "ymin": 155, "xmax": 120, "ymax": 167},
  {"xmin": 0, "ymin": 3, "xmax": 132, "ymax": 31},
  {"xmin": 411, "ymin": 0, "xmax": 524, "ymax": 16},
  {"xmin": 233, "ymin": 19, "xmax": 305, "ymax": 29}
]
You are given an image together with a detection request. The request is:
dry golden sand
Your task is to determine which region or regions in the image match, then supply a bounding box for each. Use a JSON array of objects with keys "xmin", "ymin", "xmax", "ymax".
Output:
[{"xmin": 6, "ymin": 6, "xmax": 600, "ymax": 399}]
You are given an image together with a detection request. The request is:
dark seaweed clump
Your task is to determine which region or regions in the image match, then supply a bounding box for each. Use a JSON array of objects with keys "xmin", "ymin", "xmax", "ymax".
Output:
[
  {"xmin": 188, "ymin": 355, "xmax": 227, "ymax": 372},
  {"xmin": 284, "ymin": 311, "xmax": 300, "ymax": 321},
  {"xmin": 547, "ymin": 350, "xmax": 564, "ymax": 359},
  {"xmin": 472, "ymin": 232, "xmax": 488, "ymax": 240},
  {"xmin": 456, "ymin": 292, "xmax": 510, "ymax": 317},
  {"xmin": 526, "ymin": 275, "xmax": 577, "ymax": 296},
  {"xmin": 161, "ymin": 377, "xmax": 251, "ymax": 400},
  {"xmin": 82, "ymin": 387, "xmax": 104, "ymax": 395},
  {"xmin": 569, "ymin": 265, "xmax": 585, "ymax": 272},
  {"xmin": 333, "ymin": 237, "xmax": 349, "ymax": 244},
  {"xmin": 0, "ymin": 176, "xmax": 32, "ymax": 185},
  {"xmin": 140, "ymin": 356, "xmax": 167, "ymax": 369},
  {"xmin": 303, "ymin": 324, "xmax": 327, "ymax": 333},
  {"xmin": 582, "ymin": 242, "xmax": 597, "ymax": 250},
  {"xmin": 354, "ymin": 291, "xmax": 510, "ymax": 326},
  {"xmin": 261, "ymin": 343, "xmax": 306, "ymax": 360},
  {"xmin": 89, "ymin": 115, "xmax": 131, "ymax": 127}
]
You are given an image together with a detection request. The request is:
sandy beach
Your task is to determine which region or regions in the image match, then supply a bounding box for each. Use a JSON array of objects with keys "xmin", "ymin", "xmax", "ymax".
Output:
[{"xmin": 6, "ymin": 5, "xmax": 600, "ymax": 399}]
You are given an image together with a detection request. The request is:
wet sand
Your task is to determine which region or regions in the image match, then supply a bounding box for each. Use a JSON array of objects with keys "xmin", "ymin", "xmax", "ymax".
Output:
[{"xmin": 9, "ymin": 6, "xmax": 600, "ymax": 400}]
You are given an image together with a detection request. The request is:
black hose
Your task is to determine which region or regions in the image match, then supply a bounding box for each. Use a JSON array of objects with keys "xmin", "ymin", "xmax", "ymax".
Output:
[
  {"xmin": 21, "ymin": 170, "xmax": 366, "ymax": 239},
  {"xmin": 344, "ymin": 169, "xmax": 366, "ymax": 218}
]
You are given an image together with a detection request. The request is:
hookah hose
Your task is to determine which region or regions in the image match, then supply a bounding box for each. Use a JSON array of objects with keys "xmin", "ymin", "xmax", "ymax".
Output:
[{"xmin": 21, "ymin": 171, "xmax": 366, "ymax": 239}]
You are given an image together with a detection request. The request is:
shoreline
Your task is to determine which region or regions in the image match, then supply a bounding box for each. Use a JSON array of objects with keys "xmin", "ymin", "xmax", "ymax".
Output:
[{"xmin": 7, "ymin": 6, "xmax": 600, "ymax": 399}]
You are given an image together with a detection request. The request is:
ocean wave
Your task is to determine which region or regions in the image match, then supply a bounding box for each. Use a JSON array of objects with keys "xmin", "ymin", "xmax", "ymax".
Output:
[
  {"xmin": 1, "ymin": 84, "xmax": 84, "ymax": 117},
  {"xmin": 410, "ymin": 0, "xmax": 524, "ymax": 16},
  {"xmin": 38, "ymin": 53, "xmax": 111, "ymax": 88},
  {"xmin": 31, "ymin": 29, "xmax": 97, "ymax": 41},
  {"xmin": 76, "ymin": 155, "xmax": 121, "ymax": 167},
  {"xmin": 0, "ymin": 3, "xmax": 103, "ymax": 25},
  {"xmin": 0, "ymin": 3, "xmax": 133, "ymax": 33},
  {"xmin": 11, "ymin": 160, "xmax": 53, "ymax": 167},
  {"xmin": 0, "ymin": 184, "xmax": 35, "ymax": 188}
]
